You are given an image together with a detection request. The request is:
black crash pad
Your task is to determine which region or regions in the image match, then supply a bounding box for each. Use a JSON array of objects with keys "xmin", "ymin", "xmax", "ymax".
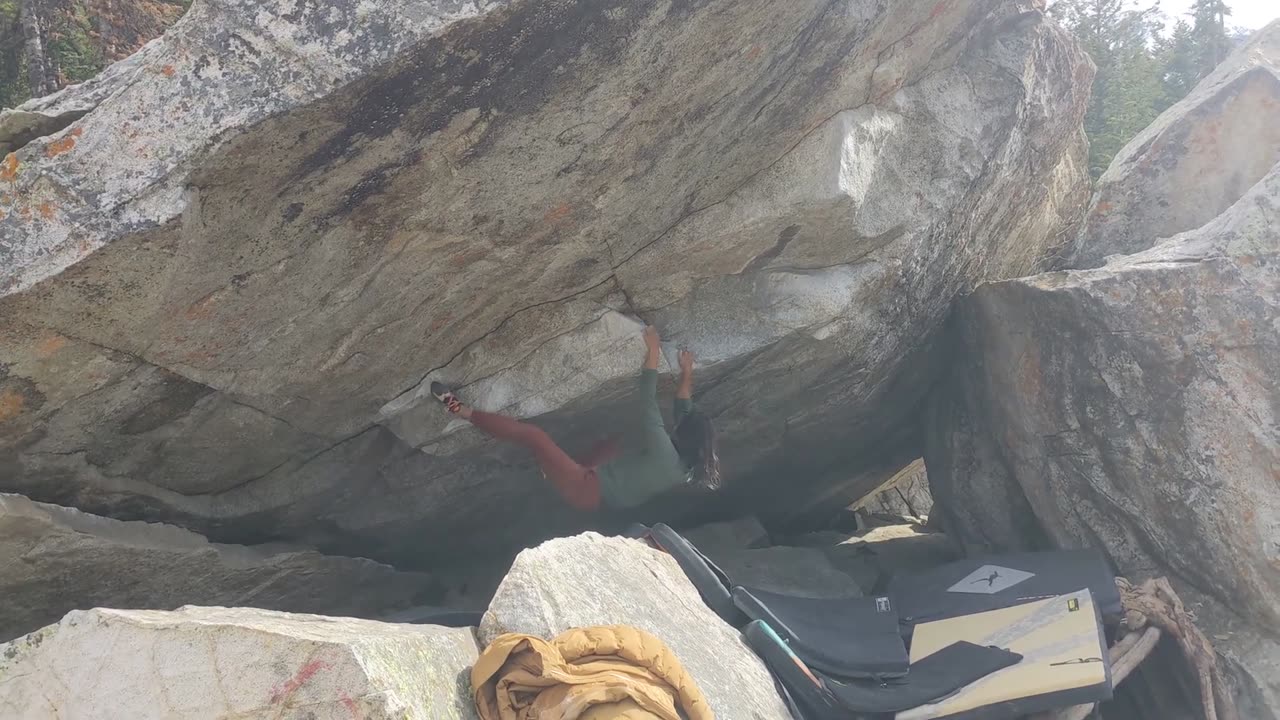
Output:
[
  {"xmin": 733, "ymin": 586, "xmax": 908, "ymax": 680},
  {"xmin": 888, "ymin": 549, "xmax": 1121, "ymax": 633}
]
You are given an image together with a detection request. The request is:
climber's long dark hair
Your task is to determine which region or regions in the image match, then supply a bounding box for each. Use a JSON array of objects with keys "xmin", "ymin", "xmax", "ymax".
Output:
[{"xmin": 672, "ymin": 410, "xmax": 721, "ymax": 490}]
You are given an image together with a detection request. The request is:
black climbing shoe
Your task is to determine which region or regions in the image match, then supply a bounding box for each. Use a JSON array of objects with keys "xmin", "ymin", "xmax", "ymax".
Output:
[{"xmin": 430, "ymin": 381, "xmax": 463, "ymax": 414}]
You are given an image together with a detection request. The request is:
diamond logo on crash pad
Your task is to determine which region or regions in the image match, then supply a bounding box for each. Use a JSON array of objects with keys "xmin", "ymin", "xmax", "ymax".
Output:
[{"xmin": 947, "ymin": 565, "xmax": 1035, "ymax": 594}]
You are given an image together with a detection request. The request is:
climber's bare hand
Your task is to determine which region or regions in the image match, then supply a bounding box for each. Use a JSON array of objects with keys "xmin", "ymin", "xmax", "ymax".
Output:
[
  {"xmin": 679, "ymin": 349, "xmax": 695, "ymax": 373},
  {"xmin": 643, "ymin": 325, "xmax": 661, "ymax": 351}
]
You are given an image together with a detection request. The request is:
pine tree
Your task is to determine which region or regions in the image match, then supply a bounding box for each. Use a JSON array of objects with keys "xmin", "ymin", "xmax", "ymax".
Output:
[
  {"xmin": 1049, "ymin": 0, "xmax": 1166, "ymax": 174},
  {"xmin": 1159, "ymin": 20, "xmax": 1199, "ymax": 107},
  {"xmin": 0, "ymin": 1, "xmax": 29, "ymax": 108},
  {"xmin": 1190, "ymin": 0, "xmax": 1231, "ymax": 78}
]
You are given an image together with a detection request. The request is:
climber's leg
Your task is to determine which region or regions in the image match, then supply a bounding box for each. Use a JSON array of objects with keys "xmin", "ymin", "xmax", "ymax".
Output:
[
  {"xmin": 468, "ymin": 410, "xmax": 601, "ymax": 511},
  {"xmin": 432, "ymin": 383, "xmax": 600, "ymax": 510}
]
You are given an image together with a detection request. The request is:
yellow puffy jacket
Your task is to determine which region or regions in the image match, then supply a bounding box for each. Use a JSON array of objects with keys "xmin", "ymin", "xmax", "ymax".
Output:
[{"xmin": 472, "ymin": 624, "xmax": 714, "ymax": 720}]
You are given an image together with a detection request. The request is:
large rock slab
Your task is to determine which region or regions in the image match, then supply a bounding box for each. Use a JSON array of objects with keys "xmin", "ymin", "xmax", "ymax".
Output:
[
  {"xmin": 923, "ymin": 74, "xmax": 1280, "ymax": 718},
  {"xmin": 480, "ymin": 532, "xmax": 791, "ymax": 719},
  {"xmin": 681, "ymin": 515, "xmax": 769, "ymax": 554},
  {"xmin": 0, "ymin": 0, "xmax": 1091, "ymax": 564},
  {"xmin": 1196, "ymin": 594, "xmax": 1280, "ymax": 720},
  {"xmin": 828, "ymin": 525, "xmax": 960, "ymax": 587},
  {"xmin": 1069, "ymin": 21, "xmax": 1280, "ymax": 268},
  {"xmin": 0, "ymin": 606, "xmax": 479, "ymax": 720},
  {"xmin": 701, "ymin": 544, "xmax": 863, "ymax": 598},
  {"xmin": 0, "ymin": 493, "xmax": 436, "ymax": 642},
  {"xmin": 852, "ymin": 457, "xmax": 934, "ymax": 519}
]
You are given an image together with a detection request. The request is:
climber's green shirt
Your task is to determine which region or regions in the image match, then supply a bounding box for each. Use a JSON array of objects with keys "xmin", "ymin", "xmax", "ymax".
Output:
[{"xmin": 596, "ymin": 369, "xmax": 693, "ymax": 509}]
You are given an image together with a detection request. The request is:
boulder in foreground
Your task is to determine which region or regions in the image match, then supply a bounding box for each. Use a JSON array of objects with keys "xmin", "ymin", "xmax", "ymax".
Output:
[
  {"xmin": 479, "ymin": 532, "xmax": 792, "ymax": 719},
  {"xmin": 0, "ymin": 606, "xmax": 480, "ymax": 720}
]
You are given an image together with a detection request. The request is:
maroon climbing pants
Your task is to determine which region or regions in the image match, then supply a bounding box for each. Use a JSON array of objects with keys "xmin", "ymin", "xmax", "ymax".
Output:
[{"xmin": 469, "ymin": 410, "xmax": 602, "ymax": 511}]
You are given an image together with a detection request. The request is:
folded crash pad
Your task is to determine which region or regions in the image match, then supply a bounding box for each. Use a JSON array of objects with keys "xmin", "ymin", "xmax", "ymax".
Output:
[
  {"xmin": 647, "ymin": 522, "xmax": 745, "ymax": 625},
  {"xmin": 733, "ymin": 586, "xmax": 909, "ymax": 680},
  {"xmin": 743, "ymin": 620, "xmax": 1022, "ymax": 717},
  {"xmin": 646, "ymin": 523, "xmax": 911, "ymax": 682},
  {"xmin": 888, "ymin": 550, "xmax": 1120, "ymax": 633},
  {"xmin": 896, "ymin": 588, "xmax": 1112, "ymax": 720}
]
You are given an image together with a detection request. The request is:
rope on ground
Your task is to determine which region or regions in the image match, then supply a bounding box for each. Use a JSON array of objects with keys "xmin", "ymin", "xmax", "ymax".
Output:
[{"xmin": 1030, "ymin": 625, "xmax": 1161, "ymax": 720}]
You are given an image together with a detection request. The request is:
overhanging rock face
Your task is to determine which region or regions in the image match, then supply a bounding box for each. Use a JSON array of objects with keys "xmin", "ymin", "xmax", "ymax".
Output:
[{"xmin": 0, "ymin": 0, "xmax": 1091, "ymax": 565}]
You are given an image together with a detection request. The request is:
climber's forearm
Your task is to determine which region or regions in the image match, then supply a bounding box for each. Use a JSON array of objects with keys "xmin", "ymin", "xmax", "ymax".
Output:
[
  {"xmin": 644, "ymin": 345, "xmax": 661, "ymax": 370},
  {"xmin": 676, "ymin": 370, "xmax": 693, "ymax": 400}
]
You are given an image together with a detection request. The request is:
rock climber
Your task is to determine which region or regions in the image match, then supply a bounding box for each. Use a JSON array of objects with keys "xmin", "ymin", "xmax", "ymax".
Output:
[{"xmin": 430, "ymin": 325, "xmax": 720, "ymax": 511}]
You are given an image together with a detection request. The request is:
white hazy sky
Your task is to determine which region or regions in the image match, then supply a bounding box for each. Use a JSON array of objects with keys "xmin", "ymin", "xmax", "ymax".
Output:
[{"xmin": 1159, "ymin": 0, "xmax": 1279, "ymax": 30}]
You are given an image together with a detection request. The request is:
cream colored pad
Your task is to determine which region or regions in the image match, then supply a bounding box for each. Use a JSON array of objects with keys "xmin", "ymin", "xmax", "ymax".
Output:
[{"xmin": 897, "ymin": 589, "xmax": 1110, "ymax": 720}]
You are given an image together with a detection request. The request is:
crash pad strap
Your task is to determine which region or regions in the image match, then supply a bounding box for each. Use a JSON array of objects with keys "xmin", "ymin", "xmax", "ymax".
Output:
[
  {"xmin": 648, "ymin": 523, "xmax": 744, "ymax": 625},
  {"xmin": 743, "ymin": 619, "xmax": 1022, "ymax": 716}
]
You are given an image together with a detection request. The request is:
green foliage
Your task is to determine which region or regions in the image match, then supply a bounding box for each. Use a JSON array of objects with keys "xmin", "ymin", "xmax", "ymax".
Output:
[
  {"xmin": 1049, "ymin": 0, "xmax": 1232, "ymax": 177},
  {"xmin": 1191, "ymin": 0, "xmax": 1233, "ymax": 72},
  {"xmin": 0, "ymin": 0, "xmax": 28, "ymax": 108},
  {"xmin": 48, "ymin": 1, "xmax": 106, "ymax": 85},
  {"xmin": 2, "ymin": 0, "xmax": 194, "ymax": 109},
  {"xmin": 1160, "ymin": 20, "xmax": 1199, "ymax": 106}
]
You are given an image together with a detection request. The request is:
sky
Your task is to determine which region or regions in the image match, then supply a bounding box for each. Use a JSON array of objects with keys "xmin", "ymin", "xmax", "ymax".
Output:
[{"xmin": 1159, "ymin": 0, "xmax": 1279, "ymax": 30}]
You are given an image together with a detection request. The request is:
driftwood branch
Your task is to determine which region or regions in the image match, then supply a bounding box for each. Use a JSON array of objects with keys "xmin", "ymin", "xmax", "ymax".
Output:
[{"xmin": 1116, "ymin": 577, "xmax": 1238, "ymax": 720}]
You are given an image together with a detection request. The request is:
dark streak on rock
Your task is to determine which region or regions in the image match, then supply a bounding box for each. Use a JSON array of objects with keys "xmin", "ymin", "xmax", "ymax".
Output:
[
  {"xmin": 0, "ymin": 376, "xmax": 46, "ymax": 418},
  {"xmin": 226, "ymin": 32, "xmax": 262, "ymax": 60},
  {"xmin": 328, "ymin": 149, "xmax": 423, "ymax": 219},
  {"xmin": 294, "ymin": 0, "xmax": 641, "ymax": 185},
  {"xmin": 743, "ymin": 224, "xmax": 801, "ymax": 273},
  {"xmin": 0, "ymin": 110, "xmax": 89, "ymax": 156},
  {"xmin": 119, "ymin": 372, "xmax": 213, "ymax": 435}
]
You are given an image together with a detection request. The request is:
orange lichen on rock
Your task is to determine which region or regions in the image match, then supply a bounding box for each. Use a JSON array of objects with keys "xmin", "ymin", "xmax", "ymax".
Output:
[
  {"xmin": 45, "ymin": 128, "xmax": 84, "ymax": 158},
  {"xmin": 36, "ymin": 334, "xmax": 68, "ymax": 358},
  {"xmin": 184, "ymin": 289, "xmax": 225, "ymax": 320},
  {"xmin": 0, "ymin": 153, "xmax": 18, "ymax": 181},
  {"xmin": 0, "ymin": 388, "xmax": 25, "ymax": 422},
  {"xmin": 542, "ymin": 202, "xmax": 573, "ymax": 224}
]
